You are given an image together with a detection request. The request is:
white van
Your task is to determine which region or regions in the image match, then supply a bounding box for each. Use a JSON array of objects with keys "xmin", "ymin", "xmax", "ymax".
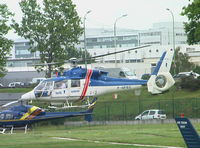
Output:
[
  {"xmin": 135, "ymin": 109, "xmax": 166, "ymax": 120},
  {"xmin": 31, "ymin": 78, "xmax": 46, "ymax": 84}
]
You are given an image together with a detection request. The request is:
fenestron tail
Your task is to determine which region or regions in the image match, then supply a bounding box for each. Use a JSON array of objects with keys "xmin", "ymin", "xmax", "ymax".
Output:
[
  {"xmin": 175, "ymin": 117, "xmax": 200, "ymax": 148},
  {"xmin": 147, "ymin": 49, "xmax": 175, "ymax": 94}
]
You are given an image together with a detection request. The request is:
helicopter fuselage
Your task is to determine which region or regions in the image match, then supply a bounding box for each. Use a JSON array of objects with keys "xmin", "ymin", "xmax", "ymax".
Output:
[{"xmin": 21, "ymin": 67, "xmax": 147, "ymax": 102}]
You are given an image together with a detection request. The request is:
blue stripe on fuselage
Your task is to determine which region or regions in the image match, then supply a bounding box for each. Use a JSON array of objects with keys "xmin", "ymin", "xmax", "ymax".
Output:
[{"xmin": 90, "ymin": 76, "xmax": 147, "ymax": 86}]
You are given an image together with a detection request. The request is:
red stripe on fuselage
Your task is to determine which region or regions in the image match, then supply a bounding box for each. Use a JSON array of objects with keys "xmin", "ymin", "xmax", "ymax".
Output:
[{"xmin": 80, "ymin": 69, "xmax": 92, "ymax": 100}]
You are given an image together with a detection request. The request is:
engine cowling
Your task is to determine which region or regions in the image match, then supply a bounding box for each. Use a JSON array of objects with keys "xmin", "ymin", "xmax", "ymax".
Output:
[{"xmin": 147, "ymin": 72, "xmax": 175, "ymax": 94}]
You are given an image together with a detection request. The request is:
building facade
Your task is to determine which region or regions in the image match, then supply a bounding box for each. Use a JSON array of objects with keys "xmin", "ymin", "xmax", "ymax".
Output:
[{"xmin": 7, "ymin": 22, "xmax": 198, "ymax": 67}]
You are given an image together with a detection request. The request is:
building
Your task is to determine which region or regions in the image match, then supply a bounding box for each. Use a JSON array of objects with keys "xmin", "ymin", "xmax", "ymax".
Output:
[
  {"xmin": 4, "ymin": 22, "xmax": 199, "ymax": 79},
  {"xmin": 7, "ymin": 39, "xmax": 40, "ymax": 67}
]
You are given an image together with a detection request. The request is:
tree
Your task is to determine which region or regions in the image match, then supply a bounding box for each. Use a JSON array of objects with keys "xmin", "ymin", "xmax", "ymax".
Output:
[
  {"xmin": 12, "ymin": 0, "xmax": 83, "ymax": 78},
  {"xmin": 181, "ymin": 0, "xmax": 200, "ymax": 45},
  {"xmin": 170, "ymin": 47, "xmax": 194, "ymax": 75},
  {"xmin": 0, "ymin": 4, "xmax": 13, "ymax": 77}
]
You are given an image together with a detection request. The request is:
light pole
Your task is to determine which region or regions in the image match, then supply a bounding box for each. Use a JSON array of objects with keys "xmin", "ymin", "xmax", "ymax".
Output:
[
  {"xmin": 84, "ymin": 10, "xmax": 91, "ymax": 69},
  {"xmin": 166, "ymin": 8, "xmax": 176, "ymax": 74},
  {"xmin": 114, "ymin": 14, "xmax": 127, "ymax": 67}
]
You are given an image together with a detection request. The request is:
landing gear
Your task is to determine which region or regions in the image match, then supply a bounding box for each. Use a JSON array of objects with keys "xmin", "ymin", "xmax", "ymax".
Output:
[
  {"xmin": 48, "ymin": 97, "xmax": 94, "ymax": 109},
  {"xmin": 0, "ymin": 125, "xmax": 28, "ymax": 134}
]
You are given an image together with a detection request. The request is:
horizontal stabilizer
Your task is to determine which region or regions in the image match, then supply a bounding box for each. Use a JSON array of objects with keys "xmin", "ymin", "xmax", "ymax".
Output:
[{"xmin": 175, "ymin": 117, "xmax": 200, "ymax": 148}]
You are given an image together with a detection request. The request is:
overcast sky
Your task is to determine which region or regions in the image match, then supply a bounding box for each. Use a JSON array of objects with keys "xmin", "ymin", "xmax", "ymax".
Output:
[{"xmin": 1, "ymin": 0, "xmax": 190, "ymax": 39}]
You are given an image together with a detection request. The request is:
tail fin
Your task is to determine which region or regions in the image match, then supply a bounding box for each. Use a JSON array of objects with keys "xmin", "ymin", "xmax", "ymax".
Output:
[
  {"xmin": 84, "ymin": 97, "xmax": 97, "ymax": 122},
  {"xmin": 175, "ymin": 118, "xmax": 200, "ymax": 148},
  {"xmin": 147, "ymin": 49, "xmax": 175, "ymax": 94}
]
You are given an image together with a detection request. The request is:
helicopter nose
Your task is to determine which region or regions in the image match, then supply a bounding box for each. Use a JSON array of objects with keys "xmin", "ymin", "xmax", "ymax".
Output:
[{"xmin": 21, "ymin": 90, "xmax": 36, "ymax": 100}]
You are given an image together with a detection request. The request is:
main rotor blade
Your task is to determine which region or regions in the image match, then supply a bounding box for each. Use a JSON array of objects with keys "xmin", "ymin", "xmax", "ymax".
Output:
[
  {"xmin": 2, "ymin": 100, "xmax": 19, "ymax": 108},
  {"xmin": 91, "ymin": 45, "xmax": 151, "ymax": 59}
]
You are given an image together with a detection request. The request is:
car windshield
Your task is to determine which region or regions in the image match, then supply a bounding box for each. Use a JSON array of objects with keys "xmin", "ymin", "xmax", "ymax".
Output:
[{"xmin": 124, "ymin": 71, "xmax": 134, "ymax": 76}]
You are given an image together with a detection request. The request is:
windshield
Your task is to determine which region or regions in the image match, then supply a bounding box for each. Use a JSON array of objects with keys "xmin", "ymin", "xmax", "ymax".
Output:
[
  {"xmin": 34, "ymin": 81, "xmax": 54, "ymax": 97},
  {"xmin": 35, "ymin": 81, "xmax": 46, "ymax": 91},
  {"xmin": 35, "ymin": 81, "xmax": 54, "ymax": 91},
  {"xmin": 124, "ymin": 71, "xmax": 134, "ymax": 76}
]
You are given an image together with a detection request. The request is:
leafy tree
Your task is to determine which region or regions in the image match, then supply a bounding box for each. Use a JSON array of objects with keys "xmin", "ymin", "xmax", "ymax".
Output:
[
  {"xmin": 181, "ymin": 0, "xmax": 200, "ymax": 44},
  {"xmin": 193, "ymin": 65, "xmax": 200, "ymax": 75},
  {"xmin": 170, "ymin": 47, "xmax": 194, "ymax": 75},
  {"xmin": 12, "ymin": 0, "xmax": 83, "ymax": 77},
  {"xmin": 0, "ymin": 4, "xmax": 13, "ymax": 77}
]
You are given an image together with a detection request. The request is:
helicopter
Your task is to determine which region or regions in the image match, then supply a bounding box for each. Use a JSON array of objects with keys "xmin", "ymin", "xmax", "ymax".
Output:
[
  {"xmin": 2, "ymin": 46, "xmax": 175, "ymax": 109},
  {"xmin": 0, "ymin": 98, "xmax": 97, "ymax": 134}
]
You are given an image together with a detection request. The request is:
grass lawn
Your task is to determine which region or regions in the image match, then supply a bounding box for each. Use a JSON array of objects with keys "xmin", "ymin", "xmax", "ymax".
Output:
[
  {"xmin": 0, "ymin": 88, "xmax": 32, "ymax": 93},
  {"xmin": 0, "ymin": 123, "xmax": 193, "ymax": 148}
]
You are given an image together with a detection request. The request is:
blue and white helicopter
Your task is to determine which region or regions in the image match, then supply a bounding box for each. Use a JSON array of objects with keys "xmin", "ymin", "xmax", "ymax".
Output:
[{"xmin": 3, "ymin": 46, "xmax": 175, "ymax": 108}]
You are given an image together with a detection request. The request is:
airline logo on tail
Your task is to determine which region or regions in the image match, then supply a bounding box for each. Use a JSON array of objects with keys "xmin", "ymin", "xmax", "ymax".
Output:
[{"xmin": 175, "ymin": 117, "xmax": 200, "ymax": 148}]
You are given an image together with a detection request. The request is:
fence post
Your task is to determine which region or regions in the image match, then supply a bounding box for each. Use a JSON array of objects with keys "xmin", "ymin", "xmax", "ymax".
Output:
[{"xmin": 172, "ymin": 97, "xmax": 175, "ymax": 118}]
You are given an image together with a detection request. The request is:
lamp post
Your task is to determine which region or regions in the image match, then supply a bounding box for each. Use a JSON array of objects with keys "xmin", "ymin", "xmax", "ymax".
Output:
[
  {"xmin": 84, "ymin": 10, "xmax": 91, "ymax": 69},
  {"xmin": 114, "ymin": 14, "xmax": 127, "ymax": 67},
  {"xmin": 166, "ymin": 8, "xmax": 176, "ymax": 74}
]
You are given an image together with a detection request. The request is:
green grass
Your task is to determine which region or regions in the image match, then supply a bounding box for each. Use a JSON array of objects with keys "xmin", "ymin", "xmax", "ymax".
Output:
[
  {"xmin": 1, "ymin": 86, "xmax": 200, "ymax": 119},
  {"xmin": 0, "ymin": 123, "xmax": 191, "ymax": 148},
  {"xmin": 0, "ymin": 88, "xmax": 32, "ymax": 93}
]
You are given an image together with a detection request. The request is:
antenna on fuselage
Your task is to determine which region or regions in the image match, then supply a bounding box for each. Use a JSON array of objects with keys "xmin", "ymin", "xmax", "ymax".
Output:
[{"xmin": 69, "ymin": 58, "xmax": 78, "ymax": 68}]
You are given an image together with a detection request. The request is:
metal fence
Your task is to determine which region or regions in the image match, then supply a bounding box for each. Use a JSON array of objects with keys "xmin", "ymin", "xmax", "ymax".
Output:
[{"xmin": 91, "ymin": 98, "xmax": 200, "ymax": 121}]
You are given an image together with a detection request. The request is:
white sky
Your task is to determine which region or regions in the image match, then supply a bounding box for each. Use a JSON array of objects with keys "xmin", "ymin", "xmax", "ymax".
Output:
[{"xmin": 1, "ymin": 0, "xmax": 190, "ymax": 39}]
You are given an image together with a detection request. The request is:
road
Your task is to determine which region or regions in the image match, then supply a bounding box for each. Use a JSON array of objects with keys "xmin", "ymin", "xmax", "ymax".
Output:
[{"xmin": 0, "ymin": 93, "xmax": 24, "ymax": 110}]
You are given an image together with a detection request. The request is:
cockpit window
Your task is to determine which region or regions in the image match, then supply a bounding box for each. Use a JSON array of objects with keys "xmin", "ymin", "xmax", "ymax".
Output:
[
  {"xmin": 0, "ymin": 114, "xmax": 4, "ymax": 120},
  {"xmin": 54, "ymin": 80, "xmax": 68, "ymax": 89},
  {"xmin": 5, "ymin": 114, "xmax": 13, "ymax": 120},
  {"xmin": 35, "ymin": 82, "xmax": 46, "ymax": 90},
  {"xmin": 44, "ymin": 81, "xmax": 54, "ymax": 90},
  {"xmin": 35, "ymin": 81, "xmax": 54, "ymax": 91},
  {"xmin": 71, "ymin": 80, "xmax": 80, "ymax": 87}
]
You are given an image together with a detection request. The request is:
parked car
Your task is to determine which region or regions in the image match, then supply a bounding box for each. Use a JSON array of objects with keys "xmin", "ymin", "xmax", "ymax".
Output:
[
  {"xmin": 173, "ymin": 71, "xmax": 200, "ymax": 80},
  {"xmin": 135, "ymin": 109, "xmax": 166, "ymax": 120},
  {"xmin": 30, "ymin": 77, "xmax": 46, "ymax": 84},
  {"xmin": 141, "ymin": 73, "xmax": 151, "ymax": 80},
  {"xmin": 8, "ymin": 82, "xmax": 24, "ymax": 88}
]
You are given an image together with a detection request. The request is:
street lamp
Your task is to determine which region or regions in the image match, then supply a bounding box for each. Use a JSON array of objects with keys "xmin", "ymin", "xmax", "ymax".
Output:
[
  {"xmin": 166, "ymin": 8, "xmax": 176, "ymax": 74},
  {"xmin": 114, "ymin": 14, "xmax": 127, "ymax": 67},
  {"xmin": 166, "ymin": 8, "xmax": 175, "ymax": 50},
  {"xmin": 84, "ymin": 10, "xmax": 91, "ymax": 69}
]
